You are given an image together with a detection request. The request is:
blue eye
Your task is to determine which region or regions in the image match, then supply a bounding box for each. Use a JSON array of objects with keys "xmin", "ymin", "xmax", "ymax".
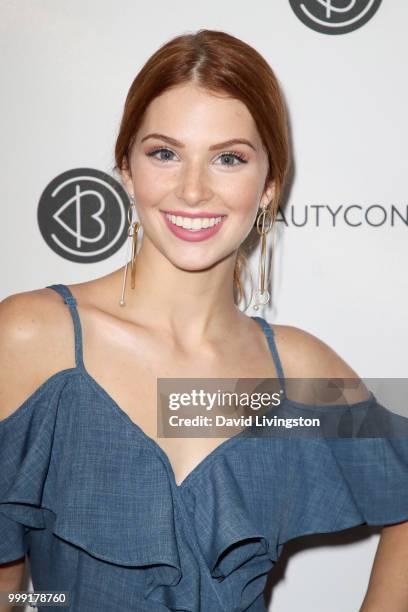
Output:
[
  {"xmin": 217, "ymin": 152, "xmax": 248, "ymax": 166},
  {"xmin": 146, "ymin": 148, "xmax": 176, "ymax": 162}
]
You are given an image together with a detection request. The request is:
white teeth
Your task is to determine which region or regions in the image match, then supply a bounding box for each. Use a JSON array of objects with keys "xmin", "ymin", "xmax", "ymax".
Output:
[{"xmin": 165, "ymin": 214, "xmax": 223, "ymax": 231}]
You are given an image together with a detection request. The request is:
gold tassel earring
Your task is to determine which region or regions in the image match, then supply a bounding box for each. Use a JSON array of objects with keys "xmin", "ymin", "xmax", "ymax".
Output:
[
  {"xmin": 119, "ymin": 195, "xmax": 141, "ymax": 307},
  {"xmin": 253, "ymin": 202, "xmax": 274, "ymax": 311}
]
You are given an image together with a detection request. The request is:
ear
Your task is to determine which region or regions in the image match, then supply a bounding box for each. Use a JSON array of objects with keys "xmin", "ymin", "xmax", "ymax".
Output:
[
  {"xmin": 260, "ymin": 180, "xmax": 276, "ymax": 208},
  {"xmin": 120, "ymin": 156, "xmax": 134, "ymax": 196}
]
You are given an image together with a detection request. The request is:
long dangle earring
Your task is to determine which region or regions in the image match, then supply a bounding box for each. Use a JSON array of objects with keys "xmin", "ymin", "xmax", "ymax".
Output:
[
  {"xmin": 119, "ymin": 195, "xmax": 141, "ymax": 307},
  {"xmin": 253, "ymin": 202, "xmax": 274, "ymax": 311}
]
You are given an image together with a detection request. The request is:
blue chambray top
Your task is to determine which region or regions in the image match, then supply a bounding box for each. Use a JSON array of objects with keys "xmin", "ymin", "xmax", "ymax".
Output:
[{"xmin": 1, "ymin": 283, "xmax": 408, "ymax": 612}]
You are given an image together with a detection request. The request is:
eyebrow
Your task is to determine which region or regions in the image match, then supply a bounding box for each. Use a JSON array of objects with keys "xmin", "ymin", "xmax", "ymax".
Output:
[{"xmin": 140, "ymin": 132, "xmax": 256, "ymax": 151}]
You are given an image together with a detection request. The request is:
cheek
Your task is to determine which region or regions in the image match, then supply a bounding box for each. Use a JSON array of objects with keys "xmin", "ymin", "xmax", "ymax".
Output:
[
  {"xmin": 131, "ymin": 156, "xmax": 169, "ymax": 208},
  {"xmin": 222, "ymin": 174, "xmax": 262, "ymax": 219}
]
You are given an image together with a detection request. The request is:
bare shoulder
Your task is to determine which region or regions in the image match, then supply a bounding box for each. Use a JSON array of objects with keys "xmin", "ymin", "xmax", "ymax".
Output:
[
  {"xmin": 271, "ymin": 324, "xmax": 371, "ymax": 404},
  {"xmin": 0, "ymin": 288, "xmax": 76, "ymax": 421}
]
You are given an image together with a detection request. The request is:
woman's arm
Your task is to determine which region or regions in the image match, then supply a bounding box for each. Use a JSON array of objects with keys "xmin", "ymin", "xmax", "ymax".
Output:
[
  {"xmin": 359, "ymin": 520, "xmax": 408, "ymax": 611},
  {"xmin": 0, "ymin": 557, "xmax": 25, "ymax": 612}
]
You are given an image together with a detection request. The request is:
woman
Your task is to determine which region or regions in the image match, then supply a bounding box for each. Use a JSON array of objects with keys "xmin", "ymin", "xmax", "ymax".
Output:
[{"xmin": 1, "ymin": 29, "xmax": 408, "ymax": 612}]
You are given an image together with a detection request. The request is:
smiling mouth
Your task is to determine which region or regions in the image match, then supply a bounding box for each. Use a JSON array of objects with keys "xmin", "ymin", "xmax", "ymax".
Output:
[{"xmin": 162, "ymin": 212, "xmax": 227, "ymax": 231}]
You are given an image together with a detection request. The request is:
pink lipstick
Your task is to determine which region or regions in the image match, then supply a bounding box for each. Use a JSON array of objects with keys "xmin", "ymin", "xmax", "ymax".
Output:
[{"xmin": 161, "ymin": 211, "xmax": 227, "ymax": 243}]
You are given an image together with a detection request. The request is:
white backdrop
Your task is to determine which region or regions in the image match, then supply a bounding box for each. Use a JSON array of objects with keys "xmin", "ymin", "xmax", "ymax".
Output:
[{"xmin": 1, "ymin": 1, "xmax": 407, "ymax": 610}]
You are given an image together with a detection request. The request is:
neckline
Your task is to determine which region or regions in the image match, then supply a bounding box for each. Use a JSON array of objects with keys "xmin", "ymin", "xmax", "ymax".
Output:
[{"xmin": 79, "ymin": 366, "xmax": 252, "ymax": 489}]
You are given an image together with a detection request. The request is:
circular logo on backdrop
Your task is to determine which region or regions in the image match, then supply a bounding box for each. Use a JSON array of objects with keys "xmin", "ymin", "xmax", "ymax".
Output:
[
  {"xmin": 37, "ymin": 168, "xmax": 129, "ymax": 263},
  {"xmin": 289, "ymin": 0, "xmax": 382, "ymax": 35}
]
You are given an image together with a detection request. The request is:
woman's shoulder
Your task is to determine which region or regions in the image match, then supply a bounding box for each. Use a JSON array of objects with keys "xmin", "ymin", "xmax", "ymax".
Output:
[
  {"xmin": 0, "ymin": 287, "xmax": 77, "ymax": 421},
  {"xmin": 0, "ymin": 286, "xmax": 73, "ymax": 350},
  {"xmin": 270, "ymin": 323, "xmax": 371, "ymax": 404}
]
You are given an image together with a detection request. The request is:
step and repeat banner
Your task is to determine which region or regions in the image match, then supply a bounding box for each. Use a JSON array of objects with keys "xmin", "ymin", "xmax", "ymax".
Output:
[{"xmin": 1, "ymin": 2, "xmax": 407, "ymax": 611}]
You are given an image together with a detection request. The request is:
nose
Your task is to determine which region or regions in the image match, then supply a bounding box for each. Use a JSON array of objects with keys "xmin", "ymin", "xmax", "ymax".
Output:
[{"xmin": 175, "ymin": 160, "xmax": 213, "ymax": 207}]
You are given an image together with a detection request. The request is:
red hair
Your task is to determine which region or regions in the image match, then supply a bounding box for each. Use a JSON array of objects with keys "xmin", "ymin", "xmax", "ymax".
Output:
[{"xmin": 114, "ymin": 29, "xmax": 291, "ymax": 306}]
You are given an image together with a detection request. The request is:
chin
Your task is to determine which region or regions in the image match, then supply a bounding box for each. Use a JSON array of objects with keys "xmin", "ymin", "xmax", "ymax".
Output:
[{"xmin": 171, "ymin": 258, "xmax": 219, "ymax": 273}]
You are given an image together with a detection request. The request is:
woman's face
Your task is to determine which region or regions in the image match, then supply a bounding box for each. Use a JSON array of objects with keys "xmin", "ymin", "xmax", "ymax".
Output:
[{"xmin": 121, "ymin": 82, "xmax": 274, "ymax": 272}]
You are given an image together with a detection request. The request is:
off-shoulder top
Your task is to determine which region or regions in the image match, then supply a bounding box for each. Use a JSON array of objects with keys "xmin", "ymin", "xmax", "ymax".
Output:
[{"xmin": 1, "ymin": 283, "xmax": 408, "ymax": 612}]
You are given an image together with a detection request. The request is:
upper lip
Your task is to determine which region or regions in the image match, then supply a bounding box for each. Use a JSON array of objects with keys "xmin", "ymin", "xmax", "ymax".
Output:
[{"xmin": 161, "ymin": 210, "xmax": 227, "ymax": 219}]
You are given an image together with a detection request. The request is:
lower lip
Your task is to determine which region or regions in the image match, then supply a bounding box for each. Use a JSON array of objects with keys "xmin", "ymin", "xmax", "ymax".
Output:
[{"xmin": 161, "ymin": 213, "xmax": 226, "ymax": 242}]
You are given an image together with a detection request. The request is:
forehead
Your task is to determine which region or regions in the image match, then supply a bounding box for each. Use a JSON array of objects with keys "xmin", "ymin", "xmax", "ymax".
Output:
[{"xmin": 137, "ymin": 83, "xmax": 261, "ymax": 143}]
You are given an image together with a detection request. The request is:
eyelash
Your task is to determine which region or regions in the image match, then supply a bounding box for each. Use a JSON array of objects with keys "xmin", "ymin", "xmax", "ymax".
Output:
[{"xmin": 145, "ymin": 147, "xmax": 248, "ymax": 165}]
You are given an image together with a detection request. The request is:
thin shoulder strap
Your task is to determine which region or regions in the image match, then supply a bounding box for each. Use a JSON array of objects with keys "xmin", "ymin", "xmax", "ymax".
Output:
[
  {"xmin": 46, "ymin": 283, "xmax": 84, "ymax": 369},
  {"xmin": 251, "ymin": 316, "xmax": 286, "ymax": 395}
]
